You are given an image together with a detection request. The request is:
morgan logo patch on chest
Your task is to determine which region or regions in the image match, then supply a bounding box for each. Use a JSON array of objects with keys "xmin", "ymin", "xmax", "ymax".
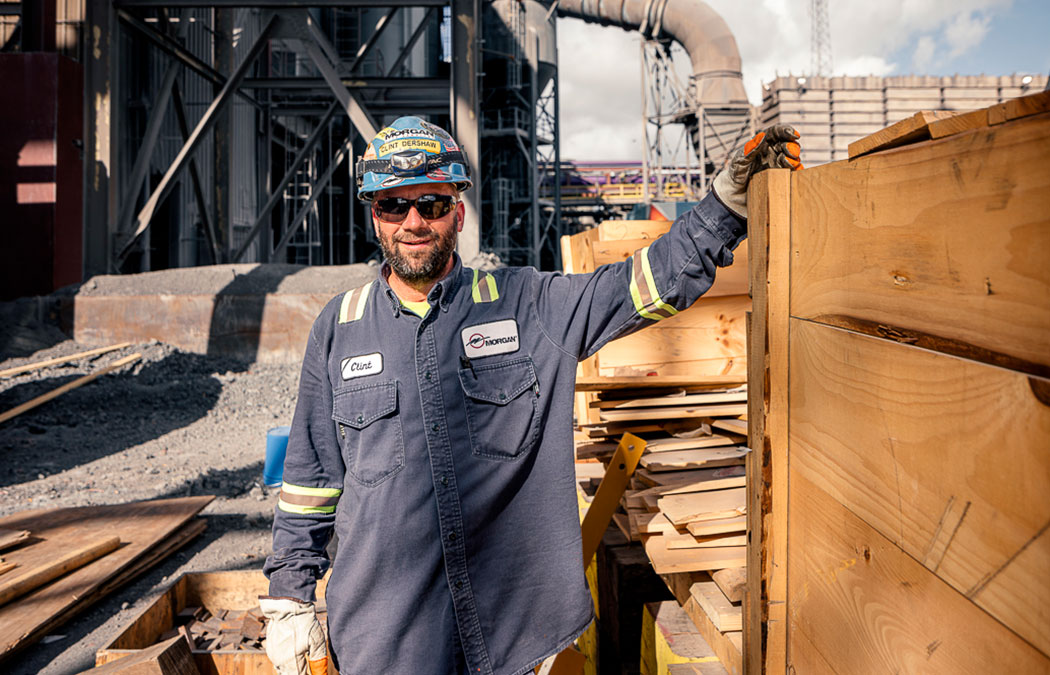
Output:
[
  {"xmin": 461, "ymin": 319, "xmax": 520, "ymax": 358},
  {"xmin": 341, "ymin": 352, "xmax": 383, "ymax": 380}
]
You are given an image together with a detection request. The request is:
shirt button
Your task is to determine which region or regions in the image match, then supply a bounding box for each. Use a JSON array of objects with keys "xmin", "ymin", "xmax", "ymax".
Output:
[
  {"xmin": 441, "ymin": 475, "xmax": 449, "ymax": 486},
  {"xmin": 356, "ymin": 415, "xmax": 364, "ymax": 424},
  {"xmin": 498, "ymin": 392, "xmax": 507, "ymax": 401},
  {"xmin": 425, "ymin": 371, "xmax": 432, "ymax": 380},
  {"xmin": 432, "ymin": 423, "xmax": 440, "ymax": 432},
  {"xmin": 448, "ymin": 531, "xmax": 457, "ymax": 541},
  {"xmin": 455, "ymin": 580, "xmax": 463, "ymax": 590}
]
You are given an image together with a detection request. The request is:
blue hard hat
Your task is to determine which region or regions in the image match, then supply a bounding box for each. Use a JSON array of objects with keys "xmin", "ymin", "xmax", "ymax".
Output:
[{"xmin": 356, "ymin": 116, "xmax": 472, "ymax": 201}]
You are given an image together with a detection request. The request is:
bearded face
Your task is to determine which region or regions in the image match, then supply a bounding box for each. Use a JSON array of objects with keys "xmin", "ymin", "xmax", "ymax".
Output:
[{"xmin": 375, "ymin": 218, "xmax": 458, "ymax": 284}]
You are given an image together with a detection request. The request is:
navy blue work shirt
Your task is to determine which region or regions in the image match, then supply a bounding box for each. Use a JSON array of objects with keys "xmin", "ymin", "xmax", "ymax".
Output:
[{"xmin": 264, "ymin": 192, "xmax": 747, "ymax": 674}]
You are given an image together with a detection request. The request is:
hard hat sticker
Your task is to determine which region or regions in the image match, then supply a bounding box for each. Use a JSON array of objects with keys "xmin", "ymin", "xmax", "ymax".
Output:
[{"xmin": 379, "ymin": 138, "xmax": 441, "ymax": 156}]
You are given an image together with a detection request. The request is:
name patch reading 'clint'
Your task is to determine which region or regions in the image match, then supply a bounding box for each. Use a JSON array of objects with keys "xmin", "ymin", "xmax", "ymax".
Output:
[
  {"xmin": 461, "ymin": 319, "xmax": 520, "ymax": 358},
  {"xmin": 341, "ymin": 352, "xmax": 383, "ymax": 380}
]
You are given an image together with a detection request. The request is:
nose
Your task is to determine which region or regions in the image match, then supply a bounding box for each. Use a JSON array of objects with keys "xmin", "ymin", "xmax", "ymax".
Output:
[{"xmin": 400, "ymin": 205, "xmax": 426, "ymax": 230}]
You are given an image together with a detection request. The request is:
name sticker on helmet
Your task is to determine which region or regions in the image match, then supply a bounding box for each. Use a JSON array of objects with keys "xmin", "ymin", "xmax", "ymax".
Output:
[
  {"xmin": 461, "ymin": 319, "xmax": 520, "ymax": 358},
  {"xmin": 379, "ymin": 138, "xmax": 440, "ymax": 156},
  {"xmin": 341, "ymin": 352, "xmax": 384, "ymax": 380}
]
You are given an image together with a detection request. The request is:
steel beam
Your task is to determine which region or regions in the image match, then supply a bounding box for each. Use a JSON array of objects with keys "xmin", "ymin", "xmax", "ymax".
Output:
[
  {"xmin": 451, "ymin": 0, "xmax": 481, "ymax": 263},
  {"xmin": 116, "ymin": 12, "xmax": 279, "ymax": 262},
  {"xmin": 348, "ymin": 7, "xmax": 398, "ymax": 74},
  {"xmin": 84, "ymin": 0, "xmax": 119, "ymax": 277},
  {"xmin": 116, "ymin": 0, "xmax": 446, "ymax": 6},
  {"xmin": 385, "ymin": 6, "xmax": 436, "ymax": 77},
  {"xmin": 116, "ymin": 63, "xmax": 179, "ymax": 239},
  {"xmin": 272, "ymin": 135, "xmax": 353, "ymax": 258},
  {"xmin": 171, "ymin": 78, "xmax": 222, "ymax": 264},
  {"xmin": 117, "ymin": 8, "xmax": 263, "ymax": 112},
  {"xmin": 240, "ymin": 77, "xmax": 447, "ymax": 89},
  {"xmin": 297, "ymin": 12, "xmax": 378, "ymax": 140},
  {"xmin": 232, "ymin": 100, "xmax": 339, "ymax": 263}
]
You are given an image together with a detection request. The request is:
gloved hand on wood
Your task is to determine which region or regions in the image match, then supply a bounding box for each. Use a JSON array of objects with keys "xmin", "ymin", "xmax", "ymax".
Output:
[
  {"xmin": 713, "ymin": 124, "xmax": 803, "ymax": 219},
  {"xmin": 259, "ymin": 596, "xmax": 329, "ymax": 675}
]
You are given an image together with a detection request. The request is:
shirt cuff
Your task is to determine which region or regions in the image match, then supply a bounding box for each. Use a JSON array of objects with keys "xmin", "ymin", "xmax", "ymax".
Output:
[{"xmin": 267, "ymin": 570, "xmax": 319, "ymax": 603}]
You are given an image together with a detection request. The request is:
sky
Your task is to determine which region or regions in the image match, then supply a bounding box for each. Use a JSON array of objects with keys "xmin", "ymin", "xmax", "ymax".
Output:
[{"xmin": 556, "ymin": 0, "xmax": 1050, "ymax": 160}]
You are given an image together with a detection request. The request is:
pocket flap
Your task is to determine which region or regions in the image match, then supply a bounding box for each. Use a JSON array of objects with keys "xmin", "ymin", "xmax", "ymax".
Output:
[
  {"xmin": 333, "ymin": 381, "xmax": 398, "ymax": 428},
  {"xmin": 459, "ymin": 356, "xmax": 537, "ymax": 405}
]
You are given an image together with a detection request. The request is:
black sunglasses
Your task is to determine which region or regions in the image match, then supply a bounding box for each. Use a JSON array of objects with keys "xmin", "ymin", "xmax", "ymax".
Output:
[{"xmin": 373, "ymin": 194, "xmax": 458, "ymax": 222}]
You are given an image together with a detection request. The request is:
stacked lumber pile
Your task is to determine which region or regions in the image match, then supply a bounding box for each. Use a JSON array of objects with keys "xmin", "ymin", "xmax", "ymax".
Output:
[
  {"xmin": 0, "ymin": 496, "xmax": 212, "ymax": 663},
  {"xmin": 562, "ymin": 215, "xmax": 751, "ymax": 674}
]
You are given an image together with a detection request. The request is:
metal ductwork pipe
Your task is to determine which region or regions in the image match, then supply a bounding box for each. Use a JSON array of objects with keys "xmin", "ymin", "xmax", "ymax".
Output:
[{"xmin": 557, "ymin": 0, "xmax": 748, "ymax": 108}]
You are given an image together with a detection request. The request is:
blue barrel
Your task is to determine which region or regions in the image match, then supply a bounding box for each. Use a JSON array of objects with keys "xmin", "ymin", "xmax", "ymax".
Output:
[{"xmin": 263, "ymin": 426, "xmax": 292, "ymax": 487}]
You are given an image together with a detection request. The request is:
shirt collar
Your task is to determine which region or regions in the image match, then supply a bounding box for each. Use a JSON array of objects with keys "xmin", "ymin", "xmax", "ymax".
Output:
[{"xmin": 376, "ymin": 253, "xmax": 465, "ymax": 317}]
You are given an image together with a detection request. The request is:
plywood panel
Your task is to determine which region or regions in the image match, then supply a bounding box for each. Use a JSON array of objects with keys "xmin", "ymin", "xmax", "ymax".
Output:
[
  {"xmin": 791, "ymin": 112, "xmax": 1050, "ymax": 376},
  {"xmin": 788, "ymin": 319, "xmax": 1050, "ymax": 656},
  {"xmin": 596, "ymin": 295, "xmax": 748, "ymax": 373},
  {"xmin": 787, "ymin": 470, "xmax": 1050, "ymax": 673}
]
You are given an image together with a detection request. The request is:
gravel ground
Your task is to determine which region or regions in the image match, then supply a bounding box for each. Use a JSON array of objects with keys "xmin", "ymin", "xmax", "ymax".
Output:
[{"xmin": 0, "ymin": 332, "xmax": 301, "ymax": 674}]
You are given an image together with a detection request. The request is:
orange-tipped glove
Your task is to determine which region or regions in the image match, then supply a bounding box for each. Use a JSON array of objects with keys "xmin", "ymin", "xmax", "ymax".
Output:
[
  {"xmin": 259, "ymin": 597, "xmax": 328, "ymax": 675},
  {"xmin": 713, "ymin": 124, "xmax": 803, "ymax": 219}
]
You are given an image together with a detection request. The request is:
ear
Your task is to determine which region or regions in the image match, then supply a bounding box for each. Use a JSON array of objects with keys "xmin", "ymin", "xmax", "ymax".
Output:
[{"xmin": 455, "ymin": 200, "xmax": 465, "ymax": 233}]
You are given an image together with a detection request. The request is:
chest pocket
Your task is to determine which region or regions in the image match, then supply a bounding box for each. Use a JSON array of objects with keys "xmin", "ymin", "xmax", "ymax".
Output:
[
  {"xmin": 459, "ymin": 356, "xmax": 541, "ymax": 460},
  {"xmin": 332, "ymin": 380, "xmax": 405, "ymax": 486}
]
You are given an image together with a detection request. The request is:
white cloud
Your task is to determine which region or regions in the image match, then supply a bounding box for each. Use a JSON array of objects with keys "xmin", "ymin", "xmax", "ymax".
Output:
[
  {"xmin": 912, "ymin": 35, "xmax": 938, "ymax": 72},
  {"xmin": 944, "ymin": 10, "xmax": 993, "ymax": 57},
  {"xmin": 556, "ymin": 0, "xmax": 1013, "ymax": 160}
]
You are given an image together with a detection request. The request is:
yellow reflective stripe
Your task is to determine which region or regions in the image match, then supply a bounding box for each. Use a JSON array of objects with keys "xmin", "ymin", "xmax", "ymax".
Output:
[
  {"xmin": 280, "ymin": 483, "xmax": 342, "ymax": 498},
  {"xmin": 277, "ymin": 499, "xmax": 337, "ymax": 515},
  {"xmin": 629, "ymin": 278, "xmax": 664, "ymax": 321},
  {"xmin": 471, "ymin": 269, "xmax": 499, "ymax": 303},
  {"xmin": 338, "ymin": 290, "xmax": 356, "ymax": 323},
  {"xmin": 634, "ymin": 246, "xmax": 678, "ymax": 320},
  {"xmin": 484, "ymin": 272, "xmax": 499, "ymax": 301},
  {"xmin": 338, "ymin": 281, "xmax": 374, "ymax": 324}
]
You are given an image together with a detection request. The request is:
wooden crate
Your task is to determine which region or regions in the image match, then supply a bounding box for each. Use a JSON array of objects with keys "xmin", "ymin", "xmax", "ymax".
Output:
[
  {"xmin": 97, "ymin": 571, "xmax": 332, "ymax": 675},
  {"xmin": 746, "ymin": 93, "xmax": 1050, "ymax": 673}
]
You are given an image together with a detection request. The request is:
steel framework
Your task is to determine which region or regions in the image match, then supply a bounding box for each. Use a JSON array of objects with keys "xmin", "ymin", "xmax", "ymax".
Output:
[{"xmin": 83, "ymin": 0, "xmax": 484, "ymax": 275}]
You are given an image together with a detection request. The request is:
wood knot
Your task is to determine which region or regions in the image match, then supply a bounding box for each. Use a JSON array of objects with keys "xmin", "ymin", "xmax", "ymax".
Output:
[{"xmin": 876, "ymin": 325, "xmax": 919, "ymax": 344}]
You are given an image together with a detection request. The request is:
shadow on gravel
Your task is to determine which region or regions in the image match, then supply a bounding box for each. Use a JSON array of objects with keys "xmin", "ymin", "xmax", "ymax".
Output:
[
  {"xmin": 0, "ymin": 351, "xmax": 233, "ymax": 488},
  {"xmin": 158, "ymin": 461, "xmax": 271, "ymax": 501}
]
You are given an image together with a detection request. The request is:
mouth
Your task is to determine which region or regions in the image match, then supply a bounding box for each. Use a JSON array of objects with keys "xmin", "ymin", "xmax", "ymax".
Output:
[{"xmin": 396, "ymin": 238, "xmax": 434, "ymax": 251}]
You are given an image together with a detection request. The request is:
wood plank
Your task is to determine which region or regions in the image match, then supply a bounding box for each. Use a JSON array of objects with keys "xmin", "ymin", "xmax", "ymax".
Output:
[
  {"xmin": 640, "ymin": 448, "xmax": 748, "ymax": 473},
  {"xmin": 82, "ymin": 635, "xmax": 200, "ymax": 675},
  {"xmin": 625, "ymin": 467, "xmax": 747, "ymax": 508},
  {"xmin": 596, "ymin": 219, "xmax": 670, "ymax": 242},
  {"xmin": 633, "ymin": 511, "xmax": 677, "ymax": 535},
  {"xmin": 793, "ymin": 111, "xmax": 1050, "ymax": 376},
  {"xmin": 678, "ymin": 591, "xmax": 744, "ymax": 675},
  {"xmin": 709, "ymin": 419, "xmax": 746, "ymax": 436},
  {"xmin": 0, "ymin": 353, "xmax": 142, "ymax": 424},
  {"xmin": 687, "ymin": 516, "xmax": 747, "ymax": 538},
  {"xmin": 665, "ymin": 530, "xmax": 747, "ymax": 550},
  {"xmin": 789, "ymin": 319, "xmax": 1050, "ymax": 656},
  {"xmin": 0, "ymin": 497, "xmax": 213, "ymax": 661},
  {"xmin": 635, "ymin": 465, "xmax": 746, "ymax": 489},
  {"xmin": 599, "ymin": 403, "xmax": 748, "ymax": 423},
  {"xmin": 575, "ymin": 375, "xmax": 746, "ymax": 392},
  {"xmin": 643, "ymin": 535, "xmax": 745, "ymax": 574},
  {"xmin": 643, "ymin": 435, "xmax": 744, "ymax": 453},
  {"xmin": 659, "ymin": 489, "xmax": 747, "ymax": 526},
  {"xmin": 591, "ymin": 390, "xmax": 747, "ymax": 410},
  {"xmin": 690, "ymin": 581, "xmax": 742, "ymax": 632},
  {"xmin": 0, "ymin": 342, "xmax": 133, "ymax": 379},
  {"xmin": 592, "ymin": 239, "xmax": 750, "ymax": 298},
  {"xmin": 847, "ymin": 110, "xmax": 958, "ymax": 158},
  {"xmin": 711, "ymin": 568, "xmax": 746, "ymax": 604},
  {"xmin": 744, "ymin": 168, "xmax": 791, "ymax": 675},
  {"xmin": 0, "ymin": 536, "xmax": 121, "ymax": 607},
  {"xmin": 0, "ymin": 529, "xmax": 30, "ymax": 552},
  {"xmin": 990, "ymin": 89, "xmax": 1050, "ymax": 125},
  {"xmin": 595, "ymin": 295, "xmax": 749, "ymax": 375},
  {"xmin": 787, "ymin": 470, "xmax": 1050, "ymax": 673}
]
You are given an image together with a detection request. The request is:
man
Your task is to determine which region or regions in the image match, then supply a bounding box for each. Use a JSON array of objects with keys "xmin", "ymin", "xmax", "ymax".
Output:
[{"xmin": 261, "ymin": 116, "xmax": 801, "ymax": 675}]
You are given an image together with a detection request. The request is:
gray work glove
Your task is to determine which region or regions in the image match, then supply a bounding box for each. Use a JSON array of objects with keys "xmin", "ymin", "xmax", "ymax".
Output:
[
  {"xmin": 259, "ymin": 596, "xmax": 329, "ymax": 675},
  {"xmin": 712, "ymin": 124, "xmax": 803, "ymax": 219}
]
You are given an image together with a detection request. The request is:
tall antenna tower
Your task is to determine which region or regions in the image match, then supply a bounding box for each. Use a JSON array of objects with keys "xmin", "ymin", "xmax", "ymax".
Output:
[{"xmin": 810, "ymin": 0, "xmax": 832, "ymax": 76}]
